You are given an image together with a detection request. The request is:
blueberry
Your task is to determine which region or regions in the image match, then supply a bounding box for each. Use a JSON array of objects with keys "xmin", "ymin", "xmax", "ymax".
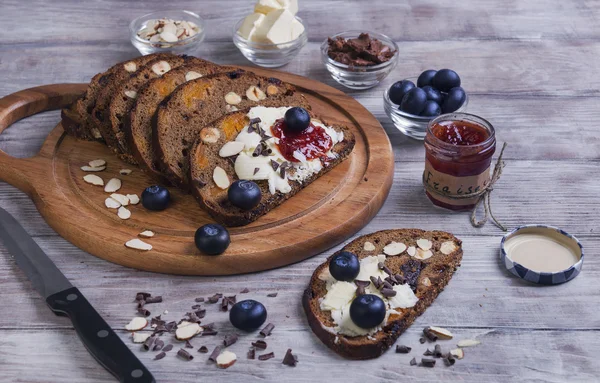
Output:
[
  {"xmin": 228, "ymin": 180, "xmax": 261, "ymax": 211},
  {"xmin": 388, "ymin": 80, "xmax": 415, "ymax": 105},
  {"xmin": 420, "ymin": 101, "xmax": 441, "ymax": 117},
  {"xmin": 229, "ymin": 299, "xmax": 267, "ymax": 331},
  {"xmin": 400, "ymin": 87, "xmax": 428, "ymax": 115},
  {"xmin": 349, "ymin": 294, "xmax": 386, "ymax": 329},
  {"xmin": 441, "ymin": 87, "xmax": 467, "ymax": 113},
  {"xmin": 194, "ymin": 224, "xmax": 230, "ymax": 255},
  {"xmin": 284, "ymin": 107, "xmax": 310, "ymax": 133},
  {"xmin": 421, "ymin": 85, "xmax": 442, "ymax": 104},
  {"xmin": 432, "ymin": 69, "xmax": 461, "ymax": 92},
  {"xmin": 329, "ymin": 251, "xmax": 360, "ymax": 281},
  {"xmin": 141, "ymin": 185, "xmax": 170, "ymax": 211},
  {"xmin": 417, "ymin": 69, "xmax": 437, "ymax": 87}
]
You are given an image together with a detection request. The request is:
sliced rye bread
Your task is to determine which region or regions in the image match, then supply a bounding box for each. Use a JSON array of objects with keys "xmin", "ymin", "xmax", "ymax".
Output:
[
  {"xmin": 303, "ymin": 229, "xmax": 463, "ymax": 360},
  {"xmin": 154, "ymin": 70, "xmax": 311, "ymax": 188},
  {"xmin": 90, "ymin": 53, "xmax": 178, "ymax": 154},
  {"xmin": 126, "ymin": 63, "xmax": 236, "ymax": 179},
  {"xmin": 189, "ymin": 109, "xmax": 355, "ymax": 226},
  {"xmin": 61, "ymin": 56, "xmax": 156, "ymax": 141}
]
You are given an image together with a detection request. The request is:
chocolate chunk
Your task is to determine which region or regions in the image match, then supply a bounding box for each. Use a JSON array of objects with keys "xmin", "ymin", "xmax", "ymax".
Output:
[
  {"xmin": 247, "ymin": 348, "xmax": 256, "ymax": 359},
  {"xmin": 433, "ymin": 344, "xmax": 443, "ymax": 358},
  {"xmin": 270, "ymin": 160, "xmax": 280, "ymax": 171},
  {"xmin": 423, "ymin": 349, "xmax": 433, "ymax": 356},
  {"xmin": 208, "ymin": 293, "xmax": 222, "ymax": 303},
  {"xmin": 381, "ymin": 287, "xmax": 397, "ymax": 298},
  {"xmin": 137, "ymin": 307, "xmax": 151, "ymax": 317},
  {"xmin": 258, "ymin": 352, "xmax": 275, "ymax": 361},
  {"xmin": 165, "ymin": 321, "xmax": 177, "ymax": 332},
  {"xmin": 194, "ymin": 297, "xmax": 205, "ymax": 303},
  {"xmin": 410, "ymin": 357, "xmax": 417, "ymax": 366},
  {"xmin": 191, "ymin": 304, "xmax": 202, "ymax": 310},
  {"xmin": 221, "ymin": 298, "xmax": 229, "ymax": 312},
  {"xmin": 227, "ymin": 295, "xmax": 237, "ymax": 304},
  {"xmin": 152, "ymin": 324, "xmax": 167, "ymax": 335},
  {"xmin": 198, "ymin": 346, "xmax": 208, "ymax": 353},
  {"xmin": 260, "ymin": 323, "xmax": 275, "ymax": 337},
  {"xmin": 151, "ymin": 315, "xmax": 165, "ymax": 327},
  {"xmin": 223, "ymin": 334, "xmax": 238, "ymax": 347},
  {"xmin": 177, "ymin": 349, "xmax": 194, "ymax": 361},
  {"xmin": 327, "ymin": 33, "xmax": 396, "ymax": 66},
  {"xmin": 444, "ymin": 355, "xmax": 456, "ymax": 366},
  {"xmin": 209, "ymin": 346, "xmax": 222, "ymax": 362},
  {"xmin": 152, "ymin": 339, "xmax": 164, "ymax": 351},
  {"xmin": 137, "ymin": 300, "xmax": 145, "ymax": 309},
  {"xmin": 143, "ymin": 335, "xmax": 156, "ymax": 350},
  {"xmin": 163, "ymin": 344, "xmax": 173, "ymax": 352},
  {"xmin": 202, "ymin": 322, "xmax": 215, "ymax": 329},
  {"xmin": 252, "ymin": 340, "xmax": 267, "ymax": 350},
  {"xmin": 395, "ymin": 345, "xmax": 411, "ymax": 354},
  {"xmin": 282, "ymin": 349, "xmax": 298, "ymax": 367},
  {"xmin": 423, "ymin": 327, "xmax": 438, "ymax": 342},
  {"xmin": 421, "ymin": 358, "xmax": 436, "ymax": 368},
  {"xmin": 154, "ymin": 351, "xmax": 166, "ymax": 360},
  {"xmin": 195, "ymin": 309, "xmax": 206, "ymax": 318},
  {"xmin": 186, "ymin": 311, "xmax": 201, "ymax": 323},
  {"xmin": 267, "ymin": 292, "xmax": 278, "ymax": 297},
  {"xmin": 185, "ymin": 340, "xmax": 193, "ymax": 349},
  {"xmin": 401, "ymin": 259, "xmax": 423, "ymax": 290},
  {"xmin": 419, "ymin": 337, "xmax": 426, "ymax": 344},
  {"xmin": 240, "ymin": 288, "xmax": 250, "ymax": 294},
  {"xmin": 201, "ymin": 329, "xmax": 218, "ymax": 336},
  {"xmin": 136, "ymin": 292, "xmax": 151, "ymax": 301},
  {"xmin": 145, "ymin": 296, "xmax": 162, "ymax": 304}
]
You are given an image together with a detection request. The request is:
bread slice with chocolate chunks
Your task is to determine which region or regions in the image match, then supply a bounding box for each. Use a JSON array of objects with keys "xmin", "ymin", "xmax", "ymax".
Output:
[
  {"xmin": 189, "ymin": 108, "xmax": 354, "ymax": 226},
  {"xmin": 127, "ymin": 63, "xmax": 236, "ymax": 179},
  {"xmin": 303, "ymin": 229, "xmax": 463, "ymax": 359},
  {"xmin": 154, "ymin": 70, "xmax": 311, "ymax": 188}
]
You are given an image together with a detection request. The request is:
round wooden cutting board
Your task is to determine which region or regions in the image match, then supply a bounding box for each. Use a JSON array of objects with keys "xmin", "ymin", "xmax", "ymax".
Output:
[{"xmin": 0, "ymin": 69, "xmax": 394, "ymax": 275}]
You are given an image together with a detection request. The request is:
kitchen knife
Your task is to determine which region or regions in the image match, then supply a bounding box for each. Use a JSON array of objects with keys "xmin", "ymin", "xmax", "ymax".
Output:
[{"xmin": 0, "ymin": 207, "xmax": 155, "ymax": 383}]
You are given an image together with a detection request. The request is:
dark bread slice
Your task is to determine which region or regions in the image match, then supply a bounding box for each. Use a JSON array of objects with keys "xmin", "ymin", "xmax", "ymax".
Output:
[
  {"xmin": 106, "ymin": 55, "xmax": 200, "ymax": 163},
  {"xmin": 127, "ymin": 62, "xmax": 234, "ymax": 179},
  {"xmin": 303, "ymin": 229, "xmax": 463, "ymax": 359},
  {"xmin": 189, "ymin": 109, "xmax": 355, "ymax": 226},
  {"xmin": 90, "ymin": 53, "xmax": 178, "ymax": 154},
  {"xmin": 154, "ymin": 70, "xmax": 311, "ymax": 188}
]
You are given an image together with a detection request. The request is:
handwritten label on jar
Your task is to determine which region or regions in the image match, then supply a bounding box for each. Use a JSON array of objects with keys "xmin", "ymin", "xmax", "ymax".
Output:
[{"xmin": 423, "ymin": 160, "xmax": 490, "ymax": 206}]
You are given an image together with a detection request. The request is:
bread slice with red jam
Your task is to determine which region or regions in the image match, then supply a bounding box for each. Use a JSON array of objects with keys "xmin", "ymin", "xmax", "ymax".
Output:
[{"xmin": 303, "ymin": 229, "xmax": 463, "ymax": 359}]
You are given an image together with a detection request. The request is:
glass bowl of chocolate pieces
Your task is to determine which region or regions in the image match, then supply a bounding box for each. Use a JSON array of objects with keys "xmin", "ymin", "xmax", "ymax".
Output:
[
  {"xmin": 130, "ymin": 10, "xmax": 206, "ymax": 55},
  {"xmin": 321, "ymin": 31, "xmax": 398, "ymax": 90}
]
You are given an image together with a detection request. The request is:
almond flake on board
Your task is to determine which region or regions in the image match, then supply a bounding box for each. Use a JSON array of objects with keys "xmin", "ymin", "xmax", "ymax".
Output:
[
  {"xmin": 125, "ymin": 238, "xmax": 152, "ymax": 251},
  {"xmin": 127, "ymin": 194, "xmax": 140, "ymax": 205},
  {"xmin": 457, "ymin": 339, "xmax": 481, "ymax": 348},
  {"xmin": 213, "ymin": 166, "xmax": 230, "ymax": 189},
  {"xmin": 125, "ymin": 317, "xmax": 148, "ymax": 331},
  {"xmin": 416, "ymin": 238, "xmax": 433, "ymax": 251},
  {"xmin": 132, "ymin": 332, "xmax": 151, "ymax": 343},
  {"xmin": 104, "ymin": 178, "xmax": 122, "ymax": 193},
  {"xmin": 363, "ymin": 241, "xmax": 376, "ymax": 251},
  {"xmin": 427, "ymin": 326, "xmax": 453, "ymax": 340},
  {"xmin": 88, "ymin": 159, "xmax": 106, "ymax": 168},
  {"xmin": 83, "ymin": 174, "xmax": 104, "ymax": 186},
  {"xmin": 110, "ymin": 193, "xmax": 129, "ymax": 206},
  {"xmin": 139, "ymin": 230, "xmax": 155, "ymax": 238},
  {"xmin": 119, "ymin": 169, "xmax": 133, "ymax": 175},
  {"xmin": 175, "ymin": 322, "xmax": 203, "ymax": 340},
  {"xmin": 118, "ymin": 206, "xmax": 131, "ymax": 220},
  {"xmin": 104, "ymin": 197, "xmax": 121, "ymax": 209},
  {"xmin": 450, "ymin": 348, "xmax": 464, "ymax": 359},
  {"xmin": 383, "ymin": 242, "xmax": 407, "ymax": 256},
  {"xmin": 216, "ymin": 351, "xmax": 237, "ymax": 369},
  {"xmin": 81, "ymin": 165, "xmax": 106, "ymax": 172}
]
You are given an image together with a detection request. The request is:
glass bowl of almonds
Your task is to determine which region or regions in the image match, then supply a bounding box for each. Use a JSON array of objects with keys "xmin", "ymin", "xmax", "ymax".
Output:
[{"xmin": 130, "ymin": 10, "xmax": 206, "ymax": 55}]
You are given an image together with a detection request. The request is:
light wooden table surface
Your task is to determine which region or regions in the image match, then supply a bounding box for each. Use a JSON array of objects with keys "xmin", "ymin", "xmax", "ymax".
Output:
[{"xmin": 1, "ymin": 1, "xmax": 599, "ymax": 382}]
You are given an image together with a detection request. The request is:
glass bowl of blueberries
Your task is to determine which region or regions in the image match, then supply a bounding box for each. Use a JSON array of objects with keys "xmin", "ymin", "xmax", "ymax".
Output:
[{"xmin": 384, "ymin": 69, "xmax": 468, "ymax": 140}]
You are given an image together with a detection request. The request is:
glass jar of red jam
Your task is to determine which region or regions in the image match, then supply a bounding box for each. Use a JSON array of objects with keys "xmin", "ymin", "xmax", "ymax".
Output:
[{"xmin": 423, "ymin": 113, "xmax": 496, "ymax": 211}]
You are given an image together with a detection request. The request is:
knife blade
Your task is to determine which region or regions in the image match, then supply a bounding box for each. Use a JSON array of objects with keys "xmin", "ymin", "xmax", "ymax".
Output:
[{"xmin": 0, "ymin": 207, "xmax": 155, "ymax": 383}]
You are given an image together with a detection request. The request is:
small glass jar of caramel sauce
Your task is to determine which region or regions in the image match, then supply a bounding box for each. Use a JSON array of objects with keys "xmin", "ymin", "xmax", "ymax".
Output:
[{"xmin": 423, "ymin": 113, "xmax": 496, "ymax": 211}]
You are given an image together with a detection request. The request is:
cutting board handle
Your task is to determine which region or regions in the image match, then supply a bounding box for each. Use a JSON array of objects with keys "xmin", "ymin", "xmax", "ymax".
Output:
[{"xmin": 0, "ymin": 84, "xmax": 86, "ymax": 194}]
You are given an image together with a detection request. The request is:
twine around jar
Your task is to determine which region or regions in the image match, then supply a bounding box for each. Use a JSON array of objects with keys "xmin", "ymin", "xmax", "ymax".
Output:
[{"xmin": 423, "ymin": 142, "xmax": 508, "ymax": 231}]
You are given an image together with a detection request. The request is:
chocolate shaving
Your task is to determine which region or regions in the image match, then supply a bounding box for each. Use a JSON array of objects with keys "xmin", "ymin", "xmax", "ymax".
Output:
[
  {"xmin": 378, "ymin": 262, "xmax": 385, "ymax": 270},
  {"xmin": 381, "ymin": 287, "xmax": 397, "ymax": 298},
  {"xmin": 251, "ymin": 340, "xmax": 267, "ymax": 350},
  {"xmin": 221, "ymin": 298, "xmax": 229, "ymax": 312},
  {"xmin": 202, "ymin": 322, "xmax": 214, "ymax": 329},
  {"xmin": 423, "ymin": 327, "xmax": 438, "ymax": 342},
  {"xmin": 270, "ymin": 160, "xmax": 280, "ymax": 171},
  {"xmin": 381, "ymin": 281, "xmax": 394, "ymax": 290},
  {"xmin": 143, "ymin": 335, "xmax": 156, "ymax": 350},
  {"xmin": 423, "ymin": 349, "xmax": 433, "ymax": 356},
  {"xmin": 209, "ymin": 346, "xmax": 222, "ymax": 362},
  {"xmin": 165, "ymin": 321, "xmax": 177, "ymax": 332},
  {"xmin": 240, "ymin": 288, "xmax": 250, "ymax": 294},
  {"xmin": 444, "ymin": 355, "xmax": 456, "ymax": 366},
  {"xmin": 191, "ymin": 304, "xmax": 202, "ymax": 310},
  {"xmin": 282, "ymin": 349, "xmax": 298, "ymax": 366},
  {"xmin": 253, "ymin": 167, "xmax": 260, "ymax": 175},
  {"xmin": 153, "ymin": 324, "xmax": 167, "ymax": 335},
  {"xmin": 433, "ymin": 344, "xmax": 443, "ymax": 358},
  {"xmin": 247, "ymin": 348, "xmax": 256, "ymax": 359},
  {"xmin": 249, "ymin": 117, "xmax": 261, "ymax": 126},
  {"xmin": 382, "ymin": 266, "xmax": 393, "ymax": 277},
  {"xmin": 258, "ymin": 352, "xmax": 275, "ymax": 361},
  {"xmin": 354, "ymin": 279, "xmax": 370, "ymax": 296},
  {"xmin": 370, "ymin": 276, "xmax": 382, "ymax": 289},
  {"xmin": 396, "ymin": 345, "xmax": 411, "ymax": 354},
  {"xmin": 194, "ymin": 297, "xmax": 205, "ymax": 303},
  {"xmin": 419, "ymin": 337, "xmax": 426, "ymax": 344},
  {"xmin": 260, "ymin": 323, "xmax": 275, "ymax": 337},
  {"xmin": 385, "ymin": 275, "xmax": 398, "ymax": 285},
  {"xmin": 186, "ymin": 312, "xmax": 201, "ymax": 323},
  {"xmin": 177, "ymin": 349, "xmax": 194, "ymax": 360},
  {"xmin": 136, "ymin": 292, "xmax": 151, "ymax": 301},
  {"xmin": 137, "ymin": 307, "xmax": 151, "ymax": 317},
  {"xmin": 267, "ymin": 292, "xmax": 278, "ymax": 297},
  {"xmin": 208, "ymin": 293, "xmax": 222, "ymax": 303},
  {"xmin": 395, "ymin": 274, "xmax": 406, "ymax": 284},
  {"xmin": 223, "ymin": 334, "xmax": 238, "ymax": 347},
  {"xmin": 410, "ymin": 357, "xmax": 417, "ymax": 366},
  {"xmin": 195, "ymin": 309, "xmax": 206, "ymax": 318},
  {"xmin": 201, "ymin": 329, "xmax": 218, "ymax": 336},
  {"xmin": 145, "ymin": 296, "xmax": 162, "ymax": 304},
  {"xmin": 154, "ymin": 351, "xmax": 166, "ymax": 360},
  {"xmin": 137, "ymin": 300, "xmax": 145, "ymax": 309},
  {"xmin": 252, "ymin": 142, "xmax": 263, "ymax": 157},
  {"xmin": 185, "ymin": 340, "xmax": 193, "ymax": 349},
  {"xmin": 163, "ymin": 344, "xmax": 173, "ymax": 352},
  {"xmin": 152, "ymin": 339, "xmax": 164, "ymax": 351},
  {"xmin": 151, "ymin": 315, "xmax": 165, "ymax": 327},
  {"xmin": 198, "ymin": 346, "xmax": 208, "ymax": 353},
  {"xmin": 421, "ymin": 358, "xmax": 436, "ymax": 368}
]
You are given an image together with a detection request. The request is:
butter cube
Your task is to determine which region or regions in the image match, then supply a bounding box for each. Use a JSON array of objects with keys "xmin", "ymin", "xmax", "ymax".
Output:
[
  {"xmin": 237, "ymin": 12, "xmax": 266, "ymax": 41},
  {"xmin": 277, "ymin": 0, "xmax": 298, "ymax": 15},
  {"xmin": 254, "ymin": 0, "xmax": 283, "ymax": 14},
  {"xmin": 253, "ymin": 9, "xmax": 305, "ymax": 44}
]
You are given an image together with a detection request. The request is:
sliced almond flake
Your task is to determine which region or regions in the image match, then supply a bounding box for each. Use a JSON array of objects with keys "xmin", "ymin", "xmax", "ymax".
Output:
[
  {"xmin": 88, "ymin": 159, "xmax": 106, "ymax": 168},
  {"xmin": 185, "ymin": 71, "xmax": 203, "ymax": 81},
  {"xmin": 457, "ymin": 339, "xmax": 481, "ymax": 348},
  {"xmin": 440, "ymin": 241, "xmax": 458, "ymax": 255},
  {"xmin": 407, "ymin": 246, "xmax": 416, "ymax": 257},
  {"xmin": 110, "ymin": 193, "xmax": 129, "ymax": 206},
  {"xmin": 416, "ymin": 238, "xmax": 433, "ymax": 251},
  {"xmin": 139, "ymin": 230, "xmax": 155, "ymax": 238},
  {"xmin": 127, "ymin": 194, "xmax": 140, "ymax": 205},
  {"xmin": 213, "ymin": 166, "xmax": 230, "ymax": 189},
  {"xmin": 450, "ymin": 348, "xmax": 464, "ymax": 359},
  {"xmin": 119, "ymin": 169, "xmax": 132, "ymax": 175},
  {"xmin": 83, "ymin": 174, "xmax": 104, "ymax": 186},
  {"xmin": 118, "ymin": 206, "xmax": 131, "ymax": 220},
  {"xmin": 219, "ymin": 141, "xmax": 245, "ymax": 157},
  {"xmin": 124, "ymin": 90, "xmax": 137, "ymax": 99},
  {"xmin": 427, "ymin": 326, "xmax": 453, "ymax": 339},
  {"xmin": 363, "ymin": 241, "xmax": 376, "ymax": 251},
  {"xmin": 104, "ymin": 178, "xmax": 122, "ymax": 193},
  {"xmin": 132, "ymin": 332, "xmax": 151, "ymax": 343},
  {"xmin": 125, "ymin": 238, "xmax": 152, "ymax": 251},
  {"xmin": 415, "ymin": 248, "xmax": 433, "ymax": 260},
  {"xmin": 216, "ymin": 350, "xmax": 237, "ymax": 369},
  {"xmin": 81, "ymin": 165, "xmax": 106, "ymax": 172},
  {"xmin": 175, "ymin": 322, "xmax": 203, "ymax": 340},
  {"xmin": 125, "ymin": 317, "xmax": 148, "ymax": 331},
  {"xmin": 383, "ymin": 241, "xmax": 407, "ymax": 256},
  {"xmin": 104, "ymin": 197, "xmax": 121, "ymax": 209}
]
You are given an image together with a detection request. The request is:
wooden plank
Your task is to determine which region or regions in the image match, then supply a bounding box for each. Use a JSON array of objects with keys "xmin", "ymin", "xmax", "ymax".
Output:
[
  {"xmin": 2, "ymin": 0, "xmax": 600, "ymax": 43},
  {"xmin": 0, "ymin": 327, "xmax": 598, "ymax": 382}
]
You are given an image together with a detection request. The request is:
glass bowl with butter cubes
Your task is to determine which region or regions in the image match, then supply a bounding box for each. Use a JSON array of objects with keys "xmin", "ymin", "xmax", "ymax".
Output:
[{"xmin": 233, "ymin": 0, "xmax": 307, "ymax": 68}]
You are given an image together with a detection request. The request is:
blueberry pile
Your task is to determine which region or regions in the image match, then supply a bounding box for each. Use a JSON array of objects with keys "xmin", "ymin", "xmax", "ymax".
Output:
[{"xmin": 388, "ymin": 69, "xmax": 466, "ymax": 117}]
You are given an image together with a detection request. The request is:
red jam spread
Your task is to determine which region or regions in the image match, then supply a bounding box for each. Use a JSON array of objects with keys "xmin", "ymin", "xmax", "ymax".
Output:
[
  {"xmin": 431, "ymin": 120, "xmax": 490, "ymax": 146},
  {"xmin": 271, "ymin": 118, "xmax": 333, "ymax": 162}
]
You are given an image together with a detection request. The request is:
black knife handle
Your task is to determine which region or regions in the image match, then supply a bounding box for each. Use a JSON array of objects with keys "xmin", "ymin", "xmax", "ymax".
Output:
[{"xmin": 46, "ymin": 287, "xmax": 155, "ymax": 383}]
